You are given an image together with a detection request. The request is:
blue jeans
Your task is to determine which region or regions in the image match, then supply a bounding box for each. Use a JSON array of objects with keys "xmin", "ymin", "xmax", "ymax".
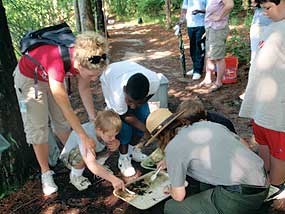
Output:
[
  {"xmin": 187, "ymin": 26, "xmax": 205, "ymax": 74},
  {"xmin": 119, "ymin": 103, "xmax": 150, "ymax": 145}
]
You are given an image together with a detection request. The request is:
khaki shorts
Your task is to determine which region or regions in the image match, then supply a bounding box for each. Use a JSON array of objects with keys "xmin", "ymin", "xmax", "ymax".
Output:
[
  {"xmin": 60, "ymin": 146, "xmax": 82, "ymax": 169},
  {"xmin": 205, "ymin": 26, "xmax": 229, "ymax": 60},
  {"xmin": 13, "ymin": 66, "xmax": 70, "ymax": 145}
]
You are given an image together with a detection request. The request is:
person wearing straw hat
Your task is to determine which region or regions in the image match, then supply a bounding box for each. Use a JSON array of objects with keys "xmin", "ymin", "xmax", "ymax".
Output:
[{"xmin": 145, "ymin": 108, "xmax": 269, "ymax": 214}]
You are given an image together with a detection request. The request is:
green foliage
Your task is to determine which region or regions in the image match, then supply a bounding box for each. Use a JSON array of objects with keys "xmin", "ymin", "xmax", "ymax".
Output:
[
  {"xmin": 3, "ymin": 0, "xmax": 74, "ymax": 57},
  {"xmin": 137, "ymin": 0, "xmax": 164, "ymax": 17},
  {"xmin": 106, "ymin": 0, "xmax": 175, "ymax": 19},
  {"xmin": 226, "ymin": 28, "xmax": 250, "ymax": 63},
  {"xmin": 231, "ymin": 0, "xmax": 244, "ymax": 17},
  {"xmin": 227, "ymin": 6, "xmax": 253, "ymax": 63},
  {"xmin": 0, "ymin": 134, "xmax": 35, "ymax": 199},
  {"xmin": 172, "ymin": 0, "xmax": 183, "ymax": 10},
  {"xmin": 106, "ymin": 0, "xmax": 138, "ymax": 17}
]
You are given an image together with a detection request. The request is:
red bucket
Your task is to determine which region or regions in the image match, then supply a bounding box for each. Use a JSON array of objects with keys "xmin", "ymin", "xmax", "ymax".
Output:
[{"xmin": 222, "ymin": 56, "xmax": 239, "ymax": 84}]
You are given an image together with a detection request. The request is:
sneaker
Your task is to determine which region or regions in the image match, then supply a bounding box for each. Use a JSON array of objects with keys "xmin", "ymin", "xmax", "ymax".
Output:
[
  {"xmin": 70, "ymin": 174, "xmax": 91, "ymax": 191},
  {"xmin": 186, "ymin": 69, "xmax": 194, "ymax": 76},
  {"xmin": 192, "ymin": 73, "xmax": 201, "ymax": 80},
  {"xmin": 129, "ymin": 147, "xmax": 147, "ymax": 162},
  {"xmin": 41, "ymin": 170, "xmax": 58, "ymax": 196},
  {"xmin": 264, "ymin": 185, "xmax": 285, "ymax": 202},
  {"xmin": 118, "ymin": 156, "xmax": 136, "ymax": 177}
]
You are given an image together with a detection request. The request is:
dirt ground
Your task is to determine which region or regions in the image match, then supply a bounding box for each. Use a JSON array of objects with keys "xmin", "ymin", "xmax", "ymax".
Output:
[{"xmin": 0, "ymin": 22, "xmax": 282, "ymax": 213}]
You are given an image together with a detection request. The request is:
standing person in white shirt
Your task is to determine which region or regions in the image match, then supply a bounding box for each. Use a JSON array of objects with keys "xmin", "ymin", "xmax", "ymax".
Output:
[
  {"xmin": 179, "ymin": 0, "xmax": 207, "ymax": 80},
  {"xmin": 100, "ymin": 60, "xmax": 160, "ymax": 177},
  {"xmin": 239, "ymin": 0, "xmax": 285, "ymax": 199}
]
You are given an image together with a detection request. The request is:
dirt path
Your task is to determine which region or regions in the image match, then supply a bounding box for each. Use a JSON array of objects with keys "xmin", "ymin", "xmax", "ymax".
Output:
[{"xmin": 0, "ymin": 22, "xmax": 257, "ymax": 214}]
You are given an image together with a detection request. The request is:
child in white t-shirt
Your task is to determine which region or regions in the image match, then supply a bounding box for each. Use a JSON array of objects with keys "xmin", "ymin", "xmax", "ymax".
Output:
[{"xmin": 60, "ymin": 110, "xmax": 125, "ymax": 191}]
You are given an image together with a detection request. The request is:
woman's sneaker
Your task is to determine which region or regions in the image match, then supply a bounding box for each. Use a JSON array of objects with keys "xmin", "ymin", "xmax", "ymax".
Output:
[
  {"xmin": 186, "ymin": 69, "xmax": 194, "ymax": 76},
  {"xmin": 70, "ymin": 174, "xmax": 91, "ymax": 191},
  {"xmin": 41, "ymin": 170, "xmax": 58, "ymax": 196},
  {"xmin": 118, "ymin": 156, "xmax": 136, "ymax": 177}
]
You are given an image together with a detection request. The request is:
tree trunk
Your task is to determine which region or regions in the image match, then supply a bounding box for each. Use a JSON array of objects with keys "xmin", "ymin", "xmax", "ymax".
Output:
[
  {"xmin": 94, "ymin": 0, "xmax": 105, "ymax": 33},
  {"xmin": 0, "ymin": 0, "xmax": 36, "ymax": 195},
  {"xmin": 74, "ymin": 0, "xmax": 82, "ymax": 32},
  {"xmin": 77, "ymin": 0, "xmax": 95, "ymax": 32},
  {"xmin": 165, "ymin": 0, "xmax": 171, "ymax": 29}
]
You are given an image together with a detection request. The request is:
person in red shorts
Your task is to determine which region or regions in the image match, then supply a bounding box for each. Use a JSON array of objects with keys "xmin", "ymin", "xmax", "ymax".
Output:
[
  {"xmin": 13, "ymin": 31, "xmax": 108, "ymax": 195},
  {"xmin": 239, "ymin": 0, "xmax": 285, "ymax": 199}
]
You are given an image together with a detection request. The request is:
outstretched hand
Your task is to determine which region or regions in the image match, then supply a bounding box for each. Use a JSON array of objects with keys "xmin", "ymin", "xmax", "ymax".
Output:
[
  {"xmin": 111, "ymin": 177, "xmax": 125, "ymax": 191},
  {"xmin": 157, "ymin": 159, "xmax": 167, "ymax": 170},
  {"xmin": 105, "ymin": 139, "xmax": 120, "ymax": 152}
]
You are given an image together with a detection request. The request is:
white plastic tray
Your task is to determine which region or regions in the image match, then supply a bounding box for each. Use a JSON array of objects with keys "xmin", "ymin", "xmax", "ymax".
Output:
[
  {"xmin": 141, "ymin": 148, "xmax": 164, "ymax": 170},
  {"xmin": 113, "ymin": 171, "xmax": 170, "ymax": 210}
]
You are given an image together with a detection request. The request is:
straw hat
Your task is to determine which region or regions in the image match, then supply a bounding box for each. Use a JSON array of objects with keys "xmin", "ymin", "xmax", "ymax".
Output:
[{"xmin": 145, "ymin": 108, "xmax": 185, "ymax": 146}]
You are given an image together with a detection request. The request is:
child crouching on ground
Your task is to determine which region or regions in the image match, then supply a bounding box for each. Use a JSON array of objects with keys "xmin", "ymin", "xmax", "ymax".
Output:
[{"xmin": 60, "ymin": 110, "xmax": 125, "ymax": 191}]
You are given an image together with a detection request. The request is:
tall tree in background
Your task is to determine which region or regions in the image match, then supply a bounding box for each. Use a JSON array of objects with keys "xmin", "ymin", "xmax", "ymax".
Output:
[
  {"xmin": 94, "ymin": 0, "xmax": 106, "ymax": 35},
  {"xmin": 0, "ymin": 0, "xmax": 35, "ymax": 194},
  {"xmin": 74, "ymin": 0, "xmax": 95, "ymax": 32},
  {"xmin": 165, "ymin": 0, "xmax": 171, "ymax": 29}
]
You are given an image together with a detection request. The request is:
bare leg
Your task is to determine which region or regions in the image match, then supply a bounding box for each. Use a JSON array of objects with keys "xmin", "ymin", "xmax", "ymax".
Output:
[
  {"xmin": 270, "ymin": 156, "xmax": 285, "ymax": 186},
  {"xmin": 119, "ymin": 144, "xmax": 128, "ymax": 154},
  {"xmin": 130, "ymin": 135, "xmax": 142, "ymax": 146},
  {"xmin": 32, "ymin": 143, "xmax": 50, "ymax": 173},
  {"xmin": 200, "ymin": 58, "xmax": 214, "ymax": 84},
  {"xmin": 258, "ymin": 144, "xmax": 271, "ymax": 172},
  {"xmin": 55, "ymin": 130, "xmax": 71, "ymax": 145},
  {"xmin": 215, "ymin": 58, "xmax": 225, "ymax": 86}
]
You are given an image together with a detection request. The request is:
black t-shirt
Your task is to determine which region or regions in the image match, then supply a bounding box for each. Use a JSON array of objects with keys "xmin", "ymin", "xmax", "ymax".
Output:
[{"xmin": 206, "ymin": 111, "xmax": 236, "ymax": 134}]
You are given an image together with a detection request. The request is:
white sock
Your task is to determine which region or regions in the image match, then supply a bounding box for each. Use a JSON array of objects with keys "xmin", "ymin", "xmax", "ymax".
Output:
[
  {"xmin": 71, "ymin": 167, "xmax": 85, "ymax": 177},
  {"xmin": 119, "ymin": 153, "xmax": 129, "ymax": 160},
  {"xmin": 128, "ymin": 145, "xmax": 134, "ymax": 154}
]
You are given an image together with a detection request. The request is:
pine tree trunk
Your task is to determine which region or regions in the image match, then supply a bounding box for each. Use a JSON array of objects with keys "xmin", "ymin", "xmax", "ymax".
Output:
[
  {"xmin": 77, "ymin": 0, "xmax": 95, "ymax": 32},
  {"xmin": 94, "ymin": 0, "xmax": 106, "ymax": 35},
  {"xmin": 0, "ymin": 0, "xmax": 36, "ymax": 195},
  {"xmin": 74, "ymin": 0, "xmax": 82, "ymax": 32},
  {"xmin": 165, "ymin": 0, "xmax": 171, "ymax": 29}
]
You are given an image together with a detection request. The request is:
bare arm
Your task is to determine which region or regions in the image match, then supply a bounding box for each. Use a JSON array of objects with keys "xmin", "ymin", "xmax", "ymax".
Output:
[
  {"xmin": 77, "ymin": 75, "xmax": 96, "ymax": 121},
  {"xmin": 220, "ymin": 0, "xmax": 234, "ymax": 18},
  {"xmin": 83, "ymin": 153, "xmax": 125, "ymax": 190},
  {"xmin": 123, "ymin": 113, "xmax": 147, "ymax": 133},
  {"xmin": 209, "ymin": 0, "xmax": 234, "ymax": 21},
  {"xmin": 166, "ymin": 185, "xmax": 186, "ymax": 201},
  {"xmin": 48, "ymin": 77, "xmax": 96, "ymax": 155}
]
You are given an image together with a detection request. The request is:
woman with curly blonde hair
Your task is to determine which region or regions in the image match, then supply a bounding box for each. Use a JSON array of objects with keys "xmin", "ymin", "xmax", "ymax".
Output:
[{"xmin": 14, "ymin": 31, "xmax": 108, "ymax": 195}]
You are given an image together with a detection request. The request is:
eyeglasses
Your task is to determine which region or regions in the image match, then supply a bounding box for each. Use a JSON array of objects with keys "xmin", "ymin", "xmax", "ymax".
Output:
[{"xmin": 88, "ymin": 54, "xmax": 107, "ymax": 64}]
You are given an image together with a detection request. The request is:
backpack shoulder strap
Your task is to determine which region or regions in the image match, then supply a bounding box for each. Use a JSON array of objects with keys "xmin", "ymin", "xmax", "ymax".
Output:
[
  {"xmin": 59, "ymin": 46, "xmax": 72, "ymax": 95},
  {"xmin": 58, "ymin": 45, "xmax": 71, "ymax": 74}
]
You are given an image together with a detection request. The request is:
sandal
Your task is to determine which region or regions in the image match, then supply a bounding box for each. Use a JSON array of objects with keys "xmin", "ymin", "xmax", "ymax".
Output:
[{"xmin": 207, "ymin": 83, "xmax": 222, "ymax": 93}]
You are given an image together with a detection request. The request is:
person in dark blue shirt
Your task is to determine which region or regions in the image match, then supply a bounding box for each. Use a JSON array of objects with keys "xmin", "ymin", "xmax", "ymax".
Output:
[{"xmin": 176, "ymin": 98, "xmax": 236, "ymax": 134}]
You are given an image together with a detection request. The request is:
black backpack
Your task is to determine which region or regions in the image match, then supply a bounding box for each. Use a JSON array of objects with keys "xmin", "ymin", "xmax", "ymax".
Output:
[{"xmin": 20, "ymin": 22, "xmax": 75, "ymax": 97}]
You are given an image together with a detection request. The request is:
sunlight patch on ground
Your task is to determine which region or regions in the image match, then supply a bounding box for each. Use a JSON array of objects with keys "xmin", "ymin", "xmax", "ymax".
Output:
[
  {"xmin": 122, "ymin": 51, "xmax": 146, "ymax": 61},
  {"xmin": 122, "ymin": 50, "xmax": 174, "ymax": 62},
  {"xmin": 117, "ymin": 39, "xmax": 144, "ymax": 46},
  {"xmin": 147, "ymin": 51, "xmax": 173, "ymax": 60},
  {"xmin": 107, "ymin": 20, "xmax": 140, "ymax": 30},
  {"xmin": 149, "ymin": 38, "xmax": 158, "ymax": 42},
  {"xmin": 130, "ymin": 28, "xmax": 152, "ymax": 35}
]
